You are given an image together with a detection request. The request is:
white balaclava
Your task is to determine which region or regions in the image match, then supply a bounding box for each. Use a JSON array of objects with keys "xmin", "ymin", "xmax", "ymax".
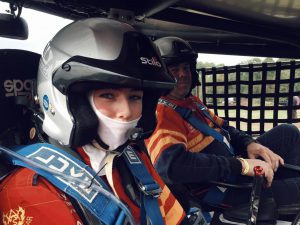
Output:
[{"xmin": 89, "ymin": 91, "xmax": 140, "ymax": 151}]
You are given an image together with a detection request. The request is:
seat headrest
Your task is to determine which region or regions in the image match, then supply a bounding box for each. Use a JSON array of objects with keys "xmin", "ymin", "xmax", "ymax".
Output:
[{"xmin": 0, "ymin": 49, "xmax": 40, "ymax": 146}]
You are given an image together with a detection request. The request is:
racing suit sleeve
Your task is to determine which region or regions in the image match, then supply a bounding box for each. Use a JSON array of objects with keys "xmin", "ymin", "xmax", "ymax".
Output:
[{"xmin": 154, "ymin": 143, "xmax": 242, "ymax": 184}]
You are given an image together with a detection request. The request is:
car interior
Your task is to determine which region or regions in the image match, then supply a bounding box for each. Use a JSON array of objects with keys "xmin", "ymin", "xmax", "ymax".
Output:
[{"xmin": 0, "ymin": 0, "xmax": 300, "ymax": 224}]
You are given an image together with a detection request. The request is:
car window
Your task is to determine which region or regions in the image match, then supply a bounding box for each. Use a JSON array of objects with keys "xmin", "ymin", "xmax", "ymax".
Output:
[{"xmin": 0, "ymin": 2, "xmax": 72, "ymax": 54}]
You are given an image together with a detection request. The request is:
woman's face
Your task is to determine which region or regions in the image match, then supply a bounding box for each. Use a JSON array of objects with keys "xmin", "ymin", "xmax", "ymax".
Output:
[{"xmin": 93, "ymin": 88, "xmax": 143, "ymax": 121}]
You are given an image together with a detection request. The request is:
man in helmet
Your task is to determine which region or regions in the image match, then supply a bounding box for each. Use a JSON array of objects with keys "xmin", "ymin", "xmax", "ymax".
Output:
[
  {"xmin": 145, "ymin": 36, "xmax": 300, "ymax": 222},
  {"xmin": 0, "ymin": 19, "xmax": 189, "ymax": 225}
]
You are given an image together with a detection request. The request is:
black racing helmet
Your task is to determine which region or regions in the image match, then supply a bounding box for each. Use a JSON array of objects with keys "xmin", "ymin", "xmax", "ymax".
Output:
[
  {"xmin": 37, "ymin": 18, "xmax": 175, "ymax": 148},
  {"xmin": 154, "ymin": 36, "xmax": 200, "ymax": 90}
]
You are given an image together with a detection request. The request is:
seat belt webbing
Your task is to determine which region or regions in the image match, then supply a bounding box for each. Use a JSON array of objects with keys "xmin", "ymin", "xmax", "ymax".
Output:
[
  {"xmin": 122, "ymin": 145, "xmax": 164, "ymax": 225},
  {"xmin": 158, "ymin": 98, "xmax": 234, "ymax": 155}
]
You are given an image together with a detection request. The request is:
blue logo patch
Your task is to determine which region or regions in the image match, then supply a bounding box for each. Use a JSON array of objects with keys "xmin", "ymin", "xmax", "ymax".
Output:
[
  {"xmin": 43, "ymin": 95, "xmax": 49, "ymax": 110},
  {"xmin": 124, "ymin": 146, "xmax": 141, "ymax": 164}
]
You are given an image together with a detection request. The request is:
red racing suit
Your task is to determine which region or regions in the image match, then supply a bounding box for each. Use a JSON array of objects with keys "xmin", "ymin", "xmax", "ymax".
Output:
[
  {"xmin": 0, "ymin": 146, "xmax": 186, "ymax": 225},
  {"xmin": 0, "ymin": 168, "xmax": 83, "ymax": 225}
]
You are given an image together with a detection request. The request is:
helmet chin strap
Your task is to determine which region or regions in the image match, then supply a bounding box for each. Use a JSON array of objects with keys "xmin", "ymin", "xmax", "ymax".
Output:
[
  {"xmin": 127, "ymin": 127, "xmax": 143, "ymax": 140},
  {"xmin": 127, "ymin": 127, "xmax": 153, "ymax": 140}
]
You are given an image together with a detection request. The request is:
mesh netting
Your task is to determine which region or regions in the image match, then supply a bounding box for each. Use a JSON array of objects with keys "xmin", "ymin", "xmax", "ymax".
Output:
[{"xmin": 198, "ymin": 60, "xmax": 300, "ymax": 136}]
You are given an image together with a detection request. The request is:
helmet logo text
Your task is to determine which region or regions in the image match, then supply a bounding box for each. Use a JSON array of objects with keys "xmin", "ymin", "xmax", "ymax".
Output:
[
  {"xmin": 140, "ymin": 57, "xmax": 161, "ymax": 67},
  {"xmin": 3, "ymin": 79, "xmax": 33, "ymax": 97}
]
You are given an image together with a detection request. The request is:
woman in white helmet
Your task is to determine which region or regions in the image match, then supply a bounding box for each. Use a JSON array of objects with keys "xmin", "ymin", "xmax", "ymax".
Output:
[{"xmin": 0, "ymin": 18, "xmax": 188, "ymax": 225}]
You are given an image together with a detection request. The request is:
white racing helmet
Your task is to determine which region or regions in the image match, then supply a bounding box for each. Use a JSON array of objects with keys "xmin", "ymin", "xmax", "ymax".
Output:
[{"xmin": 37, "ymin": 18, "xmax": 175, "ymax": 148}]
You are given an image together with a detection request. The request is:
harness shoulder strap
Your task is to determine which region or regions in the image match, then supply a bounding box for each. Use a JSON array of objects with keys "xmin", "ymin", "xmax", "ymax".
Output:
[
  {"xmin": 2, "ymin": 143, "xmax": 128, "ymax": 225},
  {"xmin": 122, "ymin": 145, "xmax": 164, "ymax": 225},
  {"xmin": 158, "ymin": 98, "xmax": 234, "ymax": 155},
  {"xmin": 106, "ymin": 152, "xmax": 142, "ymax": 210}
]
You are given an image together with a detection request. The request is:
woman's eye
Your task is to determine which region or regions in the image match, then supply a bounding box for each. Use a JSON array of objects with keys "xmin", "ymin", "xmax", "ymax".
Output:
[
  {"xmin": 130, "ymin": 95, "xmax": 143, "ymax": 101},
  {"xmin": 99, "ymin": 93, "xmax": 114, "ymax": 99}
]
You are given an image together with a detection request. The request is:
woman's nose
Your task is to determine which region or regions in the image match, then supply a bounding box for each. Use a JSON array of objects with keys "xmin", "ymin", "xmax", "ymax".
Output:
[{"xmin": 116, "ymin": 99, "xmax": 132, "ymax": 121}]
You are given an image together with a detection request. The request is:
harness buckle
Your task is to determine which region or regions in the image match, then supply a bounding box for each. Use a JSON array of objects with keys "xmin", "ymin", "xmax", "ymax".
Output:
[{"xmin": 138, "ymin": 183, "xmax": 162, "ymax": 198}]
